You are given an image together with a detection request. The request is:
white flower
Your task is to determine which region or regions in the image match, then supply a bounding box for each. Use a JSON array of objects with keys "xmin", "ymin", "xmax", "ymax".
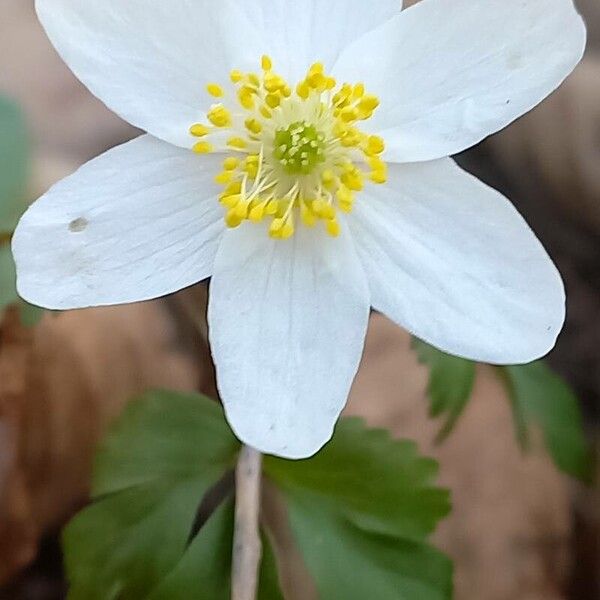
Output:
[{"xmin": 14, "ymin": 0, "xmax": 585, "ymax": 458}]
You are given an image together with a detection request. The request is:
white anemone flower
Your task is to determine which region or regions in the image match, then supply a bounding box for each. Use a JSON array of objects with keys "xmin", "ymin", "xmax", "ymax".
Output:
[{"xmin": 14, "ymin": 0, "xmax": 585, "ymax": 458}]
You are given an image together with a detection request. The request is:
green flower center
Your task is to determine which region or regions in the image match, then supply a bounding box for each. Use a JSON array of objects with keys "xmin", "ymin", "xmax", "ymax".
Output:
[{"xmin": 273, "ymin": 121, "xmax": 326, "ymax": 175}]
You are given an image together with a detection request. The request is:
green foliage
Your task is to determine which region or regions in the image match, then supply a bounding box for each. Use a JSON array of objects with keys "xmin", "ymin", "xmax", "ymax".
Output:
[
  {"xmin": 257, "ymin": 535, "xmax": 285, "ymax": 600},
  {"xmin": 413, "ymin": 339, "xmax": 592, "ymax": 482},
  {"xmin": 63, "ymin": 390, "xmax": 452, "ymax": 599},
  {"xmin": 64, "ymin": 392, "xmax": 241, "ymax": 600},
  {"xmin": 18, "ymin": 301, "xmax": 44, "ymax": 327},
  {"xmin": 0, "ymin": 95, "xmax": 43, "ymax": 326},
  {"xmin": 0, "ymin": 96, "xmax": 29, "ymax": 233},
  {"xmin": 501, "ymin": 362, "xmax": 593, "ymax": 482},
  {"xmin": 413, "ymin": 338, "xmax": 475, "ymax": 441},
  {"xmin": 264, "ymin": 419, "xmax": 452, "ymax": 599},
  {"xmin": 0, "ymin": 245, "xmax": 18, "ymax": 308},
  {"xmin": 147, "ymin": 499, "xmax": 234, "ymax": 600}
]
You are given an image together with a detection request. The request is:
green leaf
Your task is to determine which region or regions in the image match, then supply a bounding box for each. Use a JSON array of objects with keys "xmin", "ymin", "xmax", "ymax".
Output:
[
  {"xmin": 63, "ymin": 391, "xmax": 241, "ymax": 600},
  {"xmin": 0, "ymin": 243, "xmax": 44, "ymax": 324},
  {"xmin": 0, "ymin": 96, "xmax": 37, "ymax": 320},
  {"xmin": 287, "ymin": 499, "xmax": 452, "ymax": 600},
  {"xmin": 264, "ymin": 419, "xmax": 453, "ymax": 599},
  {"xmin": 18, "ymin": 300, "xmax": 44, "ymax": 327},
  {"xmin": 149, "ymin": 501, "xmax": 284, "ymax": 600},
  {"xmin": 148, "ymin": 498, "xmax": 234, "ymax": 600},
  {"xmin": 0, "ymin": 96, "xmax": 29, "ymax": 233},
  {"xmin": 501, "ymin": 362, "xmax": 592, "ymax": 481},
  {"xmin": 0, "ymin": 244, "xmax": 18, "ymax": 309},
  {"xmin": 413, "ymin": 338, "xmax": 476, "ymax": 441},
  {"xmin": 257, "ymin": 534, "xmax": 285, "ymax": 600}
]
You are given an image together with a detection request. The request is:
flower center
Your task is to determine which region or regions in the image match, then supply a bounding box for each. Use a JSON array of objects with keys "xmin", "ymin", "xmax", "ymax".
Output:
[
  {"xmin": 274, "ymin": 121, "xmax": 326, "ymax": 175},
  {"xmin": 189, "ymin": 56, "xmax": 387, "ymax": 239}
]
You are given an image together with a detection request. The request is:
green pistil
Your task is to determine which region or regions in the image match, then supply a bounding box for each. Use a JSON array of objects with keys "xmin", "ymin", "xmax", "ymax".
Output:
[{"xmin": 273, "ymin": 121, "xmax": 326, "ymax": 175}]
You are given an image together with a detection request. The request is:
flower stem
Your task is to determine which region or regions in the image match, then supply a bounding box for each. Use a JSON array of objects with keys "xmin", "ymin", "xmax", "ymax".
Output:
[{"xmin": 232, "ymin": 445, "xmax": 263, "ymax": 600}]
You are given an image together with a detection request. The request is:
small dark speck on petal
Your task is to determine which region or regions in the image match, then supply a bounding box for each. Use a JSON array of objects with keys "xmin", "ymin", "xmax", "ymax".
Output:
[{"xmin": 69, "ymin": 217, "xmax": 88, "ymax": 233}]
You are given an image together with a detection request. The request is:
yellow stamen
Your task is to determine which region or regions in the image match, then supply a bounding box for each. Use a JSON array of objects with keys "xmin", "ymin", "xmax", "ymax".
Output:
[
  {"xmin": 207, "ymin": 104, "xmax": 232, "ymax": 128},
  {"xmin": 193, "ymin": 141, "xmax": 213, "ymax": 154},
  {"xmin": 188, "ymin": 56, "xmax": 387, "ymax": 240},
  {"xmin": 261, "ymin": 55, "xmax": 273, "ymax": 71},
  {"xmin": 227, "ymin": 137, "xmax": 247, "ymax": 150},
  {"xmin": 190, "ymin": 123, "xmax": 211, "ymax": 137},
  {"xmin": 223, "ymin": 157, "xmax": 240, "ymax": 171},
  {"xmin": 230, "ymin": 70, "xmax": 244, "ymax": 83},
  {"xmin": 326, "ymin": 218, "xmax": 341, "ymax": 238},
  {"xmin": 207, "ymin": 83, "xmax": 224, "ymax": 98}
]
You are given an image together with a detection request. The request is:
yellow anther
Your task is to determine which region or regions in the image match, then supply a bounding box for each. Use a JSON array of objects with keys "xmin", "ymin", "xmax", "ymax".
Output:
[
  {"xmin": 207, "ymin": 104, "xmax": 232, "ymax": 128},
  {"xmin": 280, "ymin": 221, "xmax": 295, "ymax": 239},
  {"xmin": 325, "ymin": 77, "xmax": 337, "ymax": 90},
  {"xmin": 238, "ymin": 88, "xmax": 256, "ymax": 110},
  {"xmin": 321, "ymin": 170, "xmax": 336, "ymax": 186},
  {"xmin": 261, "ymin": 55, "xmax": 273, "ymax": 71},
  {"xmin": 333, "ymin": 84, "xmax": 352, "ymax": 107},
  {"xmin": 366, "ymin": 135, "xmax": 385, "ymax": 155},
  {"xmin": 359, "ymin": 95, "xmax": 380, "ymax": 112},
  {"xmin": 248, "ymin": 201, "xmax": 266, "ymax": 222},
  {"xmin": 245, "ymin": 118, "xmax": 263, "ymax": 135},
  {"xmin": 221, "ymin": 194, "xmax": 242, "ymax": 209},
  {"xmin": 265, "ymin": 200, "xmax": 279, "ymax": 216},
  {"xmin": 309, "ymin": 62, "xmax": 324, "ymax": 74},
  {"xmin": 230, "ymin": 70, "xmax": 244, "ymax": 83},
  {"xmin": 336, "ymin": 185, "xmax": 354, "ymax": 206},
  {"xmin": 233, "ymin": 198, "xmax": 251, "ymax": 219},
  {"xmin": 207, "ymin": 83, "xmax": 224, "ymax": 98},
  {"xmin": 265, "ymin": 94, "xmax": 281, "ymax": 109},
  {"xmin": 259, "ymin": 105, "xmax": 272, "ymax": 119},
  {"xmin": 370, "ymin": 170, "xmax": 387, "ymax": 184},
  {"xmin": 264, "ymin": 73, "xmax": 285, "ymax": 93},
  {"xmin": 189, "ymin": 123, "xmax": 211, "ymax": 137},
  {"xmin": 342, "ymin": 170, "xmax": 364, "ymax": 192},
  {"xmin": 192, "ymin": 141, "xmax": 213, "ymax": 154},
  {"xmin": 282, "ymin": 85, "xmax": 292, "ymax": 98},
  {"xmin": 300, "ymin": 202, "xmax": 317, "ymax": 227},
  {"xmin": 214, "ymin": 171, "xmax": 234, "ymax": 185},
  {"xmin": 367, "ymin": 156, "xmax": 386, "ymax": 171},
  {"xmin": 248, "ymin": 73, "xmax": 261, "ymax": 87},
  {"xmin": 220, "ymin": 181, "xmax": 242, "ymax": 199},
  {"xmin": 353, "ymin": 84, "xmax": 365, "ymax": 99},
  {"xmin": 269, "ymin": 218, "xmax": 285, "ymax": 236},
  {"xmin": 223, "ymin": 157, "xmax": 240, "ymax": 171},
  {"xmin": 339, "ymin": 201, "xmax": 354, "ymax": 214},
  {"xmin": 326, "ymin": 218, "xmax": 341, "ymax": 238},
  {"xmin": 243, "ymin": 162, "xmax": 258, "ymax": 179},
  {"xmin": 307, "ymin": 71, "xmax": 326, "ymax": 89},
  {"xmin": 320, "ymin": 203, "xmax": 336, "ymax": 220},
  {"xmin": 225, "ymin": 209, "xmax": 244, "ymax": 229},
  {"xmin": 360, "ymin": 95, "xmax": 380, "ymax": 110},
  {"xmin": 296, "ymin": 81, "xmax": 310, "ymax": 100},
  {"xmin": 341, "ymin": 128, "xmax": 362, "ymax": 147},
  {"xmin": 311, "ymin": 199, "xmax": 325, "ymax": 217},
  {"xmin": 227, "ymin": 137, "xmax": 247, "ymax": 150},
  {"xmin": 340, "ymin": 106, "xmax": 359, "ymax": 123}
]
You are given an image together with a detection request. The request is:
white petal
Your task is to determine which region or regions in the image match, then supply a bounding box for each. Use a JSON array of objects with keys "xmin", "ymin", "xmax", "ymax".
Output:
[
  {"xmin": 241, "ymin": 0, "xmax": 402, "ymax": 82},
  {"xmin": 334, "ymin": 0, "xmax": 586, "ymax": 162},
  {"xmin": 208, "ymin": 222, "xmax": 370, "ymax": 459},
  {"xmin": 36, "ymin": 0, "xmax": 401, "ymax": 149},
  {"xmin": 349, "ymin": 159, "xmax": 565, "ymax": 364},
  {"xmin": 13, "ymin": 135, "xmax": 224, "ymax": 310}
]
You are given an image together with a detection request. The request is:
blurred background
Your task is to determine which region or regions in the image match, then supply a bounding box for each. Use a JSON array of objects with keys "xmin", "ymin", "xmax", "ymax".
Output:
[{"xmin": 0, "ymin": 1, "xmax": 598, "ymax": 598}]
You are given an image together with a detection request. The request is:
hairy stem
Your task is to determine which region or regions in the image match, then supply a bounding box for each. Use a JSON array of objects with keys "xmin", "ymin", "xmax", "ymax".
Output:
[{"xmin": 232, "ymin": 446, "xmax": 263, "ymax": 600}]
